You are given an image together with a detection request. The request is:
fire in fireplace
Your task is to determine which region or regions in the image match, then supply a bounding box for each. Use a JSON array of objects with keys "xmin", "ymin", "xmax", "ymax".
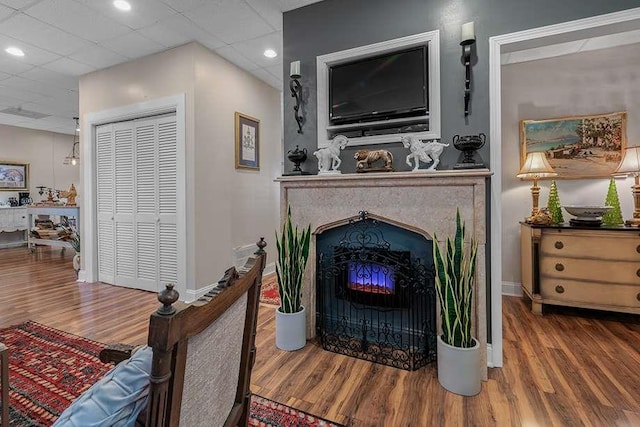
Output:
[{"xmin": 316, "ymin": 212, "xmax": 436, "ymax": 371}]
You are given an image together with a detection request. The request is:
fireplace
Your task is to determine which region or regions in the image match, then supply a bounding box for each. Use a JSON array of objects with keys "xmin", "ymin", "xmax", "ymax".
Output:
[
  {"xmin": 277, "ymin": 170, "xmax": 489, "ymax": 377},
  {"xmin": 316, "ymin": 212, "xmax": 436, "ymax": 370}
]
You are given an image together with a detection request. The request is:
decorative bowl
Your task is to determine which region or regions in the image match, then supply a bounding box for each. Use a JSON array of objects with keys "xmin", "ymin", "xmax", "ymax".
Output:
[{"xmin": 563, "ymin": 206, "xmax": 612, "ymax": 220}]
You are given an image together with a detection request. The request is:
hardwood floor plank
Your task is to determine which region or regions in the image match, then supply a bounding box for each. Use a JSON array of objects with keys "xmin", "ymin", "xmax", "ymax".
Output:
[{"xmin": 1, "ymin": 248, "xmax": 640, "ymax": 426}]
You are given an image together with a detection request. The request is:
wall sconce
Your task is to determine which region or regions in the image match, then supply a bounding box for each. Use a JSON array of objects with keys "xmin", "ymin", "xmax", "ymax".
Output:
[
  {"xmin": 290, "ymin": 60, "xmax": 303, "ymax": 134},
  {"xmin": 460, "ymin": 21, "xmax": 476, "ymax": 117}
]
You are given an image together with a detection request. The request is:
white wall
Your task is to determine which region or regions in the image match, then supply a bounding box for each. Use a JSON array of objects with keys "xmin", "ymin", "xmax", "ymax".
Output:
[
  {"xmin": 79, "ymin": 42, "xmax": 281, "ymax": 292},
  {"xmin": 501, "ymin": 43, "xmax": 640, "ymax": 286},
  {"xmin": 192, "ymin": 44, "xmax": 281, "ymax": 286},
  {"xmin": 0, "ymin": 124, "xmax": 79, "ymax": 203}
]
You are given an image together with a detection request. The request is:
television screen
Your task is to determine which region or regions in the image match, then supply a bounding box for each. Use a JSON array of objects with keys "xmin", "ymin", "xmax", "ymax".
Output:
[{"xmin": 329, "ymin": 47, "xmax": 427, "ymax": 125}]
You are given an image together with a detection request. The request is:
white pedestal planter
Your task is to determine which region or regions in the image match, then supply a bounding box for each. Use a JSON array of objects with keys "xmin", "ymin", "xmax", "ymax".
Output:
[
  {"xmin": 275, "ymin": 306, "xmax": 307, "ymax": 351},
  {"xmin": 437, "ymin": 335, "xmax": 481, "ymax": 396}
]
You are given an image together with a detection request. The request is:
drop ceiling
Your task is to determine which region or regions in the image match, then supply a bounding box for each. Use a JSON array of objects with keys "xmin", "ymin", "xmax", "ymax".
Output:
[{"xmin": 0, "ymin": 0, "xmax": 322, "ymax": 135}]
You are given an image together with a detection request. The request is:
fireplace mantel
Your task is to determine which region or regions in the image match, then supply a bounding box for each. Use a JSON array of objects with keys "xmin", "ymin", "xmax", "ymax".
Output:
[{"xmin": 277, "ymin": 169, "xmax": 490, "ymax": 375}]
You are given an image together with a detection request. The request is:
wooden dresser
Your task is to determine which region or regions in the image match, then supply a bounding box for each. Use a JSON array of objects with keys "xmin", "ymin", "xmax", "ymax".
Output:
[{"xmin": 520, "ymin": 223, "xmax": 640, "ymax": 315}]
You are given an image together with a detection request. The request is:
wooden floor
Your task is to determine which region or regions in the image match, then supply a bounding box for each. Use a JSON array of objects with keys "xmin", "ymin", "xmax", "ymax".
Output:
[{"xmin": 1, "ymin": 247, "xmax": 639, "ymax": 426}]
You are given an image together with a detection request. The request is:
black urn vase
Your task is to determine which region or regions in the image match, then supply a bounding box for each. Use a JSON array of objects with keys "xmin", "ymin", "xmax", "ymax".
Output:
[
  {"xmin": 453, "ymin": 133, "xmax": 486, "ymax": 169},
  {"xmin": 284, "ymin": 145, "xmax": 311, "ymax": 175}
]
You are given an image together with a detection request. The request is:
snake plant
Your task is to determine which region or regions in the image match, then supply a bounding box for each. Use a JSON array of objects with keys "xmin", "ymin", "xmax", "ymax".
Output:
[
  {"xmin": 275, "ymin": 206, "xmax": 311, "ymax": 314},
  {"xmin": 433, "ymin": 209, "xmax": 478, "ymax": 348}
]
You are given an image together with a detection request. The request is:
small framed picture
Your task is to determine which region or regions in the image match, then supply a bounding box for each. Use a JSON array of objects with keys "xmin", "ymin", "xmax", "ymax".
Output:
[
  {"xmin": 235, "ymin": 112, "xmax": 260, "ymax": 170},
  {"xmin": 0, "ymin": 161, "xmax": 29, "ymax": 191}
]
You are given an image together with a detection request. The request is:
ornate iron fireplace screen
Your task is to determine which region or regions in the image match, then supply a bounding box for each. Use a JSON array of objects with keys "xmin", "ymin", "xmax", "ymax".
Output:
[{"xmin": 316, "ymin": 212, "xmax": 436, "ymax": 371}]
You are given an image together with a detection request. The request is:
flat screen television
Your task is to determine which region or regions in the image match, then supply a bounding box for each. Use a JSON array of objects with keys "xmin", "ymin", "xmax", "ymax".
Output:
[{"xmin": 329, "ymin": 46, "xmax": 428, "ymax": 125}]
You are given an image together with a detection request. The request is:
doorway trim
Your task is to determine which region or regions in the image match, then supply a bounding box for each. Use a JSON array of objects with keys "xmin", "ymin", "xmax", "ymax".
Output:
[
  {"xmin": 79, "ymin": 94, "xmax": 188, "ymax": 298},
  {"xmin": 488, "ymin": 7, "xmax": 640, "ymax": 368}
]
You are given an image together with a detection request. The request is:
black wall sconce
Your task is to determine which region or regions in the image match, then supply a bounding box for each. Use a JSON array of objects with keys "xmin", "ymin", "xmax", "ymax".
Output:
[
  {"xmin": 460, "ymin": 21, "xmax": 476, "ymax": 117},
  {"xmin": 290, "ymin": 60, "xmax": 303, "ymax": 133}
]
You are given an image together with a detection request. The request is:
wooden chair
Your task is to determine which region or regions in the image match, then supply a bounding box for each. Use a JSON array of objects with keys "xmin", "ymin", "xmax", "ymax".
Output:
[{"xmin": 100, "ymin": 241, "xmax": 266, "ymax": 427}]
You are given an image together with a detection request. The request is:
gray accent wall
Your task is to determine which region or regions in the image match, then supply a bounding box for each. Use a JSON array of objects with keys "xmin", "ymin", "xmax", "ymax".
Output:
[{"xmin": 282, "ymin": 0, "xmax": 639, "ymax": 174}]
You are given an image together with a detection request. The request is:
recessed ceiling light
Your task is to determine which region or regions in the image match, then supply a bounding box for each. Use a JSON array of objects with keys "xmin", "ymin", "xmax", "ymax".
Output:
[
  {"xmin": 113, "ymin": 0, "xmax": 131, "ymax": 11},
  {"xmin": 264, "ymin": 49, "xmax": 277, "ymax": 58},
  {"xmin": 5, "ymin": 46, "xmax": 24, "ymax": 57}
]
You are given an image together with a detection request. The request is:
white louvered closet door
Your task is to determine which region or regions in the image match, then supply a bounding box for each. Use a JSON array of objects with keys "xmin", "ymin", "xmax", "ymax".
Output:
[
  {"xmin": 96, "ymin": 114, "xmax": 178, "ymax": 292},
  {"xmin": 96, "ymin": 124, "xmax": 115, "ymax": 284}
]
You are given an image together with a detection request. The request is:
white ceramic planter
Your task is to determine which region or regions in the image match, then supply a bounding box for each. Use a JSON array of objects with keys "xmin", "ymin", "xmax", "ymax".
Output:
[
  {"xmin": 437, "ymin": 335, "xmax": 481, "ymax": 396},
  {"xmin": 275, "ymin": 306, "xmax": 306, "ymax": 351}
]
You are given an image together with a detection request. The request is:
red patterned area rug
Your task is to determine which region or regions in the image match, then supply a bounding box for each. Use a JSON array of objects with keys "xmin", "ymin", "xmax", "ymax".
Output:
[
  {"xmin": 0, "ymin": 322, "xmax": 341, "ymax": 427},
  {"xmin": 260, "ymin": 274, "xmax": 281, "ymax": 307},
  {"xmin": 0, "ymin": 321, "xmax": 112, "ymax": 427},
  {"xmin": 250, "ymin": 395, "xmax": 344, "ymax": 427}
]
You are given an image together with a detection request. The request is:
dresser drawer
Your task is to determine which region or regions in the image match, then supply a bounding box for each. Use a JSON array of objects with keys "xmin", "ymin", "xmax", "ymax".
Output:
[
  {"xmin": 540, "ymin": 257, "xmax": 640, "ymax": 285},
  {"xmin": 540, "ymin": 231, "xmax": 640, "ymax": 262},
  {"xmin": 540, "ymin": 278, "xmax": 640, "ymax": 309}
]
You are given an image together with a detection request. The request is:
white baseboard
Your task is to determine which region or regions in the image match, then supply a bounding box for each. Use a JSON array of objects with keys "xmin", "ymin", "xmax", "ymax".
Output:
[
  {"xmin": 78, "ymin": 269, "xmax": 88, "ymax": 282},
  {"xmin": 264, "ymin": 261, "xmax": 275, "ymax": 276},
  {"xmin": 487, "ymin": 344, "xmax": 494, "ymax": 368},
  {"xmin": 502, "ymin": 281, "xmax": 523, "ymax": 297}
]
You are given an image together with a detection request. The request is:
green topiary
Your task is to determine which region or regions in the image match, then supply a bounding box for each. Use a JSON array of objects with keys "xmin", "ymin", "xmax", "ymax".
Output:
[
  {"xmin": 547, "ymin": 180, "xmax": 564, "ymax": 224},
  {"xmin": 603, "ymin": 178, "xmax": 624, "ymax": 226}
]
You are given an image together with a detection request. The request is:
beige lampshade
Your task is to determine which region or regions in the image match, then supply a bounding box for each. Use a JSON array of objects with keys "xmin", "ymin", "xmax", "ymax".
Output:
[
  {"xmin": 517, "ymin": 152, "xmax": 557, "ymax": 179},
  {"xmin": 614, "ymin": 146, "xmax": 640, "ymax": 176}
]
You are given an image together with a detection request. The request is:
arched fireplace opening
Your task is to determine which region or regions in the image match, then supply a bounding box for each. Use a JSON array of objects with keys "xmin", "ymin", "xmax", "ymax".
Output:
[{"xmin": 316, "ymin": 211, "xmax": 436, "ymax": 371}]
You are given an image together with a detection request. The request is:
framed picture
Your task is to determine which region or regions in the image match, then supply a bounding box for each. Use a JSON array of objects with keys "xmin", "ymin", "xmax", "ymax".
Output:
[
  {"xmin": 235, "ymin": 112, "xmax": 260, "ymax": 170},
  {"xmin": 520, "ymin": 112, "xmax": 627, "ymax": 179},
  {"xmin": 0, "ymin": 161, "xmax": 29, "ymax": 191}
]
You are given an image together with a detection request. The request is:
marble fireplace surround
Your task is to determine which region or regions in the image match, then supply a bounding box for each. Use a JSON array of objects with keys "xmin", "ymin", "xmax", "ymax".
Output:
[{"xmin": 277, "ymin": 169, "xmax": 491, "ymax": 374}]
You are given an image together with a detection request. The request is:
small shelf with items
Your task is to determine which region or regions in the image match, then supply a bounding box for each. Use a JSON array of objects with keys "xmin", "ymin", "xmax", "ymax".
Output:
[
  {"xmin": 27, "ymin": 206, "xmax": 79, "ymax": 253},
  {"xmin": 0, "ymin": 207, "xmax": 29, "ymax": 248}
]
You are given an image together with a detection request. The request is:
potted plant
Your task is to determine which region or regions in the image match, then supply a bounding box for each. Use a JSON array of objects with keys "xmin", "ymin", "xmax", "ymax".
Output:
[
  {"xmin": 275, "ymin": 206, "xmax": 311, "ymax": 351},
  {"xmin": 433, "ymin": 209, "xmax": 481, "ymax": 396}
]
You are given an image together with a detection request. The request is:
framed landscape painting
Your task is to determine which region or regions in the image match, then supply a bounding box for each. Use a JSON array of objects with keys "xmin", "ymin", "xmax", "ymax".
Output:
[
  {"xmin": 235, "ymin": 112, "xmax": 260, "ymax": 170},
  {"xmin": 0, "ymin": 161, "xmax": 29, "ymax": 191},
  {"xmin": 520, "ymin": 111, "xmax": 626, "ymax": 179}
]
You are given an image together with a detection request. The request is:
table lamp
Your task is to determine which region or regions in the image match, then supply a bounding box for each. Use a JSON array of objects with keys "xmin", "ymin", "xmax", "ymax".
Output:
[
  {"xmin": 614, "ymin": 146, "xmax": 640, "ymax": 227},
  {"xmin": 517, "ymin": 152, "xmax": 557, "ymax": 222}
]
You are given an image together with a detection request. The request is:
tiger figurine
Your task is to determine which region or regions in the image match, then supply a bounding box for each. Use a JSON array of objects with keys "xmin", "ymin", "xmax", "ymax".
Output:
[{"xmin": 354, "ymin": 149, "xmax": 394, "ymax": 172}]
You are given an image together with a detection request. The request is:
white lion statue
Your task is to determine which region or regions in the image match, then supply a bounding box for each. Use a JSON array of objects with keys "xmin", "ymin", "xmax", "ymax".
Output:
[
  {"xmin": 313, "ymin": 135, "xmax": 349, "ymax": 174},
  {"xmin": 400, "ymin": 134, "xmax": 449, "ymax": 171}
]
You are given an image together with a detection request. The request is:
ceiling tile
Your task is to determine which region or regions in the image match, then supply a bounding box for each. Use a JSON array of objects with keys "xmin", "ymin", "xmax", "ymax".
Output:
[
  {"xmin": 264, "ymin": 63, "xmax": 283, "ymax": 79},
  {"xmin": 0, "ymin": 54, "xmax": 33, "ymax": 74},
  {"xmin": 249, "ymin": 67, "xmax": 281, "ymax": 89},
  {"xmin": 0, "ymin": 0, "xmax": 42, "ymax": 11},
  {"xmin": 0, "ymin": 13, "xmax": 92, "ymax": 55},
  {"xmin": 20, "ymin": 67, "xmax": 78, "ymax": 90},
  {"xmin": 158, "ymin": 0, "xmax": 212, "ymax": 13},
  {"xmin": 0, "ymin": 83, "xmax": 48, "ymax": 102},
  {"xmin": 185, "ymin": 1, "xmax": 273, "ymax": 44},
  {"xmin": 231, "ymin": 31, "xmax": 282, "ymax": 68},
  {"xmin": 25, "ymin": 0, "xmax": 131, "ymax": 43},
  {"xmin": 1, "ymin": 75, "xmax": 75, "ymax": 99},
  {"xmin": 214, "ymin": 45, "xmax": 260, "ymax": 71},
  {"xmin": 77, "ymin": 0, "xmax": 178, "ymax": 30},
  {"xmin": 0, "ymin": 69, "xmax": 11, "ymax": 80},
  {"xmin": 0, "ymin": 33, "xmax": 61, "ymax": 65},
  {"xmin": 276, "ymin": 0, "xmax": 323, "ymax": 12},
  {"xmin": 42, "ymin": 56, "xmax": 95, "ymax": 76},
  {"xmin": 100, "ymin": 31, "xmax": 165, "ymax": 59},
  {"xmin": 68, "ymin": 43, "xmax": 128, "ymax": 69},
  {"xmin": 0, "ymin": 3, "xmax": 15, "ymax": 19},
  {"xmin": 246, "ymin": 0, "xmax": 282, "ymax": 31},
  {"xmin": 139, "ymin": 13, "xmax": 224, "ymax": 50}
]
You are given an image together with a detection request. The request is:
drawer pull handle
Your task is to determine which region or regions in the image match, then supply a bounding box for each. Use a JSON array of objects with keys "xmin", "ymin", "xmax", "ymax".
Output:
[
  {"xmin": 637, "ymin": 269, "xmax": 640, "ymax": 278},
  {"xmin": 555, "ymin": 263, "xmax": 565, "ymax": 272},
  {"xmin": 637, "ymin": 244, "xmax": 640, "ymax": 254},
  {"xmin": 555, "ymin": 285, "xmax": 565, "ymax": 294},
  {"xmin": 637, "ymin": 293, "xmax": 640, "ymax": 302},
  {"xmin": 555, "ymin": 241, "xmax": 564, "ymax": 250}
]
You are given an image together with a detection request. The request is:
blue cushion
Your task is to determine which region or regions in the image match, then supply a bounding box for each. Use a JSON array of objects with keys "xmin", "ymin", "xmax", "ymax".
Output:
[{"xmin": 53, "ymin": 346, "xmax": 153, "ymax": 427}]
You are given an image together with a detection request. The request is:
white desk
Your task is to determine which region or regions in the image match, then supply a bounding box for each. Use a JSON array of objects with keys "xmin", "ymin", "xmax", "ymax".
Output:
[{"xmin": 27, "ymin": 206, "xmax": 80, "ymax": 252}]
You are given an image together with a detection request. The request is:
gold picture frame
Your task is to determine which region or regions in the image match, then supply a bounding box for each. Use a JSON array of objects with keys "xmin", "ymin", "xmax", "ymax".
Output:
[
  {"xmin": 0, "ymin": 161, "xmax": 29, "ymax": 191},
  {"xmin": 520, "ymin": 111, "xmax": 627, "ymax": 179},
  {"xmin": 235, "ymin": 112, "xmax": 260, "ymax": 170}
]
